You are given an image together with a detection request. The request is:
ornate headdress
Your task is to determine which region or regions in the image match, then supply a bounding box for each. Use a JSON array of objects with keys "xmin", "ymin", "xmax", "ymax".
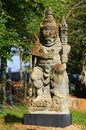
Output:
[
  {"xmin": 40, "ymin": 7, "xmax": 57, "ymax": 29},
  {"xmin": 40, "ymin": 8, "xmax": 59, "ymax": 47}
]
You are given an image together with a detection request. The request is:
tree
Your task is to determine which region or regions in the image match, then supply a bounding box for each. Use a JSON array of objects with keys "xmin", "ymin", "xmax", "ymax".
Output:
[
  {"xmin": 67, "ymin": 0, "xmax": 86, "ymax": 73},
  {"xmin": 0, "ymin": 0, "xmax": 19, "ymax": 80},
  {"xmin": 0, "ymin": 0, "xmax": 86, "ymax": 75}
]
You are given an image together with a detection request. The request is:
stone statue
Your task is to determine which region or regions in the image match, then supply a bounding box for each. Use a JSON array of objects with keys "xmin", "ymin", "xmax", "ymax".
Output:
[
  {"xmin": 79, "ymin": 63, "xmax": 86, "ymax": 86},
  {"xmin": 29, "ymin": 8, "xmax": 70, "ymax": 114}
]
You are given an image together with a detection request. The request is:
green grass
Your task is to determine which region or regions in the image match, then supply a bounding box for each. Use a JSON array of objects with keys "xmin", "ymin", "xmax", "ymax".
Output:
[
  {"xmin": 0, "ymin": 104, "xmax": 28, "ymax": 125},
  {"xmin": 70, "ymin": 110, "xmax": 86, "ymax": 126}
]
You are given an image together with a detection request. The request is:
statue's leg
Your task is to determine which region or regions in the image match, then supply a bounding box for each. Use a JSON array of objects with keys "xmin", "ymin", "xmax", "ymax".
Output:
[
  {"xmin": 28, "ymin": 66, "xmax": 52, "ymax": 108},
  {"xmin": 30, "ymin": 66, "xmax": 44, "ymax": 98}
]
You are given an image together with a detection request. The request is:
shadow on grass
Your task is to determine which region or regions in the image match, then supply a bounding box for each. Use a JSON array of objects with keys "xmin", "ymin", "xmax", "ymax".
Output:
[{"xmin": 4, "ymin": 113, "xmax": 23, "ymax": 124}]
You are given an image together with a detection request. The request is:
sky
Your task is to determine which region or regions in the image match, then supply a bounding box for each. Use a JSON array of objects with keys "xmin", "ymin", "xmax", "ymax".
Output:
[
  {"xmin": 7, "ymin": 56, "xmax": 20, "ymax": 72},
  {"xmin": 7, "ymin": 55, "xmax": 29, "ymax": 72},
  {"xmin": 6, "ymin": 47, "xmax": 29, "ymax": 72}
]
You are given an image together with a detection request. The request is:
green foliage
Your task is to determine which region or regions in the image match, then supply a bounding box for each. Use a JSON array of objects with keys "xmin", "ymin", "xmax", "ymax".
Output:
[
  {"xmin": 0, "ymin": 0, "xmax": 19, "ymax": 61},
  {"xmin": 67, "ymin": 0, "xmax": 86, "ymax": 73},
  {"xmin": 0, "ymin": 0, "xmax": 85, "ymax": 73}
]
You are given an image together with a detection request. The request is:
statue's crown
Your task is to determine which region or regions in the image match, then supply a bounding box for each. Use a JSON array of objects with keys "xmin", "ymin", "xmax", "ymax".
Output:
[{"xmin": 40, "ymin": 7, "xmax": 57, "ymax": 29}]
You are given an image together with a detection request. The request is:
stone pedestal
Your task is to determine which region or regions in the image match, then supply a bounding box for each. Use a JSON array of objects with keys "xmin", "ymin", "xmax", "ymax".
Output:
[{"xmin": 23, "ymin": 113, "xmax": 72, "ymax": 128}]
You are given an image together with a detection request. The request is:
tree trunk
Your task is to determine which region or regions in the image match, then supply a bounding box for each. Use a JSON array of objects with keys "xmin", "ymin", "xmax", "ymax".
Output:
[
  {"xmin": 0, "ymin": 57, "xmax": 7, "ymax": 82},
  {"xmin": 19, "ymin": 47, "xmax": 22, "ymax": 81}
]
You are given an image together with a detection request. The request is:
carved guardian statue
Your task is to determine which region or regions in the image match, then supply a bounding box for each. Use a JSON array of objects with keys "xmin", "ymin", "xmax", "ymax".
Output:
[{"xmin": 29, "ymin": 8, "xmax": 70, "ymax": 114}]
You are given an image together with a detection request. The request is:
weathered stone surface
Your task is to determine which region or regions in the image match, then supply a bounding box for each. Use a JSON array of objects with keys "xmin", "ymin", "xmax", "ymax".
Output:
[{"xmin": 28, "ymin": 8, "xmax": 70, "ymax": 114}]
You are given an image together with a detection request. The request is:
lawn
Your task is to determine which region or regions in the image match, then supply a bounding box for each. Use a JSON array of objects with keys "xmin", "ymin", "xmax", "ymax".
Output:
[
  {"xmin": 70, "ymin": 110, "xmax": 86, "ymax": 126},
  {"xmin": 0, "ymin": 104, "xmax": 28, "ymax": 130},
  {"xmin": 0, "ymin": 104, "xmax": 86, "ymax": 130}
]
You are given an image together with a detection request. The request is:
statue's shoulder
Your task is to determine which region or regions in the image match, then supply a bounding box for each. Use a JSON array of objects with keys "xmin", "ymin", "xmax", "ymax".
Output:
[
  {"xmin": 32, "ymin": 34, "xmax": 44, "ymax": 56},
  {"xmin": 32, "ymin": 33, "xmax": 42, "ymax": 49}
]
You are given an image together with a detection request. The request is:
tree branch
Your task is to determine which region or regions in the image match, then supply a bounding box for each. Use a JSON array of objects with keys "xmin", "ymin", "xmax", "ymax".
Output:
[{"xmin": 66, "ymin": 0, "xmax": 84, "ymax": 20}]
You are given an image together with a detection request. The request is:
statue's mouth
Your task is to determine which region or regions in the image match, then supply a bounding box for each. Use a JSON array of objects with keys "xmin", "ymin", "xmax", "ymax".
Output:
[
  {"xmin": 43, "ymin": 37, "xmax": 56, "ymax": 46},
  {"xmin": 45, "ymin": 37, "xmax": 54, "ymax": 42}
]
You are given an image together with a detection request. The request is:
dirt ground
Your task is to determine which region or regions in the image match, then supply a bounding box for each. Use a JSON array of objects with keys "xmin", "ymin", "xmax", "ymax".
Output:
[{"xmin": 11, "ymin": 123, "xmax": 86, "ymax": 130}]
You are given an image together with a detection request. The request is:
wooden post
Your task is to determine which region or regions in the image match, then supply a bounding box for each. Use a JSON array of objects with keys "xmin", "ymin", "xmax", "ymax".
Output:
[{"xmin": 19, "ymin": 46, "xmax": 22, "ymax": 81}]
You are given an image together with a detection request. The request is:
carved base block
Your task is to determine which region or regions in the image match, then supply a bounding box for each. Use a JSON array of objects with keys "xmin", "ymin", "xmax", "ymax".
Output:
[{"xmin": 23, "ymin": 113, "xmax": 72, "ymax": 128}]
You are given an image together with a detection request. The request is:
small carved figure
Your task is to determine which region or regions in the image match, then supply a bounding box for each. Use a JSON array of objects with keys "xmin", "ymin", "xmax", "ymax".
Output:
[{"xmin": 79, "ymin": 64, "xmax": 86, "ymax": 85}]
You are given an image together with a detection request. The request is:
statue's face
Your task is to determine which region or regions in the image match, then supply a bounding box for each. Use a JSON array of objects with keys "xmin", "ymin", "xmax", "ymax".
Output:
[{"xmin": 41, "ymin": 27, "xmax": 57, "ymax": 46}]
